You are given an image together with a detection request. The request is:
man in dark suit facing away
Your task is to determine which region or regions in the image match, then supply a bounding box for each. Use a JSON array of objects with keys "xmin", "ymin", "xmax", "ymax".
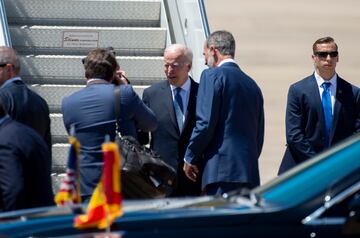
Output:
[
  {"xmin": 0, "ymin": 102, "xmax": 54, "ymax": 211},
  {"xmin": 142, "ymin": 44, "xmax": 201, "ymax": 196},
  {"xmin": 0, "ymin": 46, "xmax": 52, "ymax": 154},
  {"xmin": 183, "ymin": 31, "xmax": 265, "ymax": 196},
  {"xmin": 278, "ymin": 36, "xmax": 360, "ymax": 174}
]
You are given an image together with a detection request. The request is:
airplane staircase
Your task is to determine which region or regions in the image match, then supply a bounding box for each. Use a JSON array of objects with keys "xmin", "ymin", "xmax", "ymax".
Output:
[
  {"xmin": 2, "ymin": 0, "xmax": 209, "ymax": 191},
  {"xmin": 4, "ymin": 0, "xmax": 165, "ymax": 182}
]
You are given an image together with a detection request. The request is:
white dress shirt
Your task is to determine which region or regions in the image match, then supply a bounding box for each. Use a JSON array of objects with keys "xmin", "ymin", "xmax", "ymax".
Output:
[
  {"xmin": 170, "ymin": 77, "xmax": 191, "ymax": 121},
  {"xmin": 315, "ymin": 72, "xmax": 337, "ymax": 115}
]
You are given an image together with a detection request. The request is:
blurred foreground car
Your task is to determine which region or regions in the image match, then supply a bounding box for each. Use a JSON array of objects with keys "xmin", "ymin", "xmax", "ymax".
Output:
[{"xmin": 0, "ymin": 134, "xmax": 360, "ymax": 238}]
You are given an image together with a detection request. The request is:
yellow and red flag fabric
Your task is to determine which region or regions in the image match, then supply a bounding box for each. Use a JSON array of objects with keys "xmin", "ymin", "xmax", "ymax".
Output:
[
  {"xmin": 55, "ymin": 136, "xmax": 81, "ymax": 205},
  {"xmin": 74, "ymin": 142, "xmax": 123, "ymax": 229}
]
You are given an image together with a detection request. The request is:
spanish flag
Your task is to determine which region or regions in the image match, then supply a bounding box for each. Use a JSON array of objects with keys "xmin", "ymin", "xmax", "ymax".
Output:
[
  {"xmin": 74, "ymin": 142, "xmax": 123, "ymax": 229},
  {"xmin": 55, "ymin": 136, "xmax": 81, "ymax": 205}
]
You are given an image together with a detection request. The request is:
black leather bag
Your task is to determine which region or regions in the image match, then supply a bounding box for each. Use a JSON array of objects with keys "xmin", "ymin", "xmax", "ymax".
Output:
[
  {"xmin": 114, "ymin": 87, "xmax": 176, "ymax": 199},
  {"xmin": 116, "ymin": 135, "xmax": 176, "ymax": 198}
]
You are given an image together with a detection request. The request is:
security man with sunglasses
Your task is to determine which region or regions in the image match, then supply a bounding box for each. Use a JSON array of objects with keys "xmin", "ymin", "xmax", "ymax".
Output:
[{"xmin": 278, "ymin": 36, "xmax": 360, "ymax": 174}]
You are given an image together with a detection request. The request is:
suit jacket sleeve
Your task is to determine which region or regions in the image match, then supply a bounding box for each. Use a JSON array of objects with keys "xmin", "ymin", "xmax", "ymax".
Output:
[
  {"xmin": 125, "ymin": 85, "xmax": 158, "ymax": 132},
  {"xmin": 354, "ymin": 87, "xmax": 360, "ymax": 134},
  {"xmin": 286, "ymin": 85, "xmax": 317, "ymax": 161},
  {"xmin": 184, "ymin": 70, "xmax": 222, "ymax": 164},
  {"xmin": 136, "ymin": 88, "xmax": 151, "ymax": 145},
  {"xmin": 0, "ymin": 144, "xmax": 24, "ymax": 211},
  {"xmin": 257, "ymin": 100, "xmax": 265, "ymax": 157}
]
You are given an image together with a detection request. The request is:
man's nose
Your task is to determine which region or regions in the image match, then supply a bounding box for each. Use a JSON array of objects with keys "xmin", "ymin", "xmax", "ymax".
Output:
[{"xmin": 167, "ymin": 67, "xmax": 175, "ymax": 73}]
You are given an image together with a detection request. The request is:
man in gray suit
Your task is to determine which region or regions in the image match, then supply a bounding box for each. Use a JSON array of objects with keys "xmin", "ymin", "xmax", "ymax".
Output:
[
  {"xmin": 0, "ymin": 46, "xmax": 51, "ymax": 153},
  {"xmin": 184, "ymin": 31, "xmax": 265, "ymax": 195},
  {"xmin": 142, "ymin": 44, "xmax": 201, "ymax": 196}
]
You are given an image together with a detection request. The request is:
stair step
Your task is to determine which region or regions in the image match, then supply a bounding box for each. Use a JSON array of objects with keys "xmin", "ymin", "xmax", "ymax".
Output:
[
  {"xmin": 5, "ymin": 0, "xmax": 161, "ymax": 27},
  {"xmin": 31, "ymin": 84, "xmax": 148, "ymax": 113},
  {"xmin": 52, "ymin": 143, "xmax": 69, "ymax": 172},
  {"xmin": 20, "ymin": 55, "xmax": 164, "ymax": 85},
  {"xmin": 5, "ymin": 0, "xmax": 166, "ymax": 178},
  {"xmin": 10, "ymin": 26, "xmax": 167, "ymax": 56},
  {"xmin": 50, "ymin": 113, "xmax": 68, "ymax": 143}
]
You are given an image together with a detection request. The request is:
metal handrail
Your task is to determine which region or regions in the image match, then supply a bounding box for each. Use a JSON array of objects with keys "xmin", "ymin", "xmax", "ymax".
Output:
[
  {"xmin": 198, "ymin": 0, "xmax": 210, "ymax": 37},
  {"xmin": 0, "ymin": 0, "xmax": 11, "ymax": 46}
]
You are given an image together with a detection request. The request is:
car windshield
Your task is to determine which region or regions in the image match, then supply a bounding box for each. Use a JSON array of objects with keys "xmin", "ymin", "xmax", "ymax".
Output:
[{"xmin": 252, "ymin": 134, "xmax": 360, "ymax": 208}]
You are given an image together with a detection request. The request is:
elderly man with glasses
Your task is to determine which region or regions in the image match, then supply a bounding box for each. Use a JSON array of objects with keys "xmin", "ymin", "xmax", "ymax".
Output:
[{"xmin": 140, "ymin": 44, "xmax": 202, "ymax": 196}]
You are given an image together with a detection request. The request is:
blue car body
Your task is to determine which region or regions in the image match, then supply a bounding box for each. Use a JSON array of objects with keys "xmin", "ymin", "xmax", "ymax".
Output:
[{"xmin": 0, "ymin": 134, "xmax": 360, "ymax": 238}]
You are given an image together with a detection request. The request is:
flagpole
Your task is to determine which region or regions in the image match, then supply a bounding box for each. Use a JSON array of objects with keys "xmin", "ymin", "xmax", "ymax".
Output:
[
  {"xmin": 70, "ymin": 124, "xmax": 82, "ymax": 212},
  {"xmin": 104, "ymin": 134, "xmax": 111, "ymax": 236},
  {"xmin": 101, "ymin": 184, "xmax": 111, "ymax": 237},
  {"xmin": 75, "ymin": 135, "xmax": 122, "ymax": 236}
]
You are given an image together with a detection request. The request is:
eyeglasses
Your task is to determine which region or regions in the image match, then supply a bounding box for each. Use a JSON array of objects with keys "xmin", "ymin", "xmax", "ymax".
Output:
[
  {"xmin": 0, "ymin": 63, "xmax": 7, "ymax": 67},
  {"xmin": 164, "ymin": 62, "xmax": 186, "ymax": 70},
  {"xmin": 314, "ymin": 51, "xmax": 338, "ymax": 58}
]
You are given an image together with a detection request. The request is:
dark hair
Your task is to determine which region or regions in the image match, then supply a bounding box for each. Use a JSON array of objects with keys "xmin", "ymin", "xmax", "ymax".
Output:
[
  {"xmin": 206, "ymin": 30, "xmax": 236, "ymax": 57},
  {"xmin": 312, "ymin": 36, "xmax": 338, "ymax": 53},
  {"xmin": 83, "ymin": 48, "xmax": 118, "ymax": 81}
]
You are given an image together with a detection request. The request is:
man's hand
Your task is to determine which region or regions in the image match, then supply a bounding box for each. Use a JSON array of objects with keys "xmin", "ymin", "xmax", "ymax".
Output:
[
  {"xmin": 113, "ymin": 70, "xmax": 130, "ymax": 85},
  {"xmin": 183, "ymin": 162, "xmax": 199, "ymax": 182}
]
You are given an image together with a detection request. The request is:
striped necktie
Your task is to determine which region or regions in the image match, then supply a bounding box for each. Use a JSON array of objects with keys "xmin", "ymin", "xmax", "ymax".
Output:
[{"xmin": 174, "ymin": 87, "xmax": 184, "ymax": 131}]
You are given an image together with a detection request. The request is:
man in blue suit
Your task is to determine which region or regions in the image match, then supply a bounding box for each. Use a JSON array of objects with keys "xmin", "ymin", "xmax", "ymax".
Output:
[
  {"xmin": 183, "ymin": 31, "xmax": 265, "ymax": 195},
  {"xmin": 0, "ymin": 102, "xmax": 54, "ymax": 211},
  {"xmin": 62, "ymin": 48, "xmax": 157, "ymax": 201},
  {"xmin": 278, "ymin": 36, "xmax": 360, "ymax": 174},
  {"xmin": 142, "ymin": 44, "xmax": 201, "ymax": 196}
]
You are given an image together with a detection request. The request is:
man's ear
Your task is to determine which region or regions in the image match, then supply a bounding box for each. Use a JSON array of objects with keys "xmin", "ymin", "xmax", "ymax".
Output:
[
  {"xmin": 210, "ymin": 46, "xmax": 216, "ymax": 56},
  {"xmin": 7, "ymin": 64, "xmax": 16, "ymax": 77},
  {"xmin": 187, "ymin": 62, "xmax": 192, "ymax": 71},
  {"xmin": 311, "ymin": 54, "xmax": 316, "ymax": 62},
  {"xmin": 109, "ymin": 73, "xmax": 116, "ymax": 83}
]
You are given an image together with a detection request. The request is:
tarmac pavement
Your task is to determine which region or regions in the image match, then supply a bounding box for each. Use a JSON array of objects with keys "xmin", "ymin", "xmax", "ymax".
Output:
[{"xmin": 205, "ymin": 0, "xmax": 360, "ymax": 184}]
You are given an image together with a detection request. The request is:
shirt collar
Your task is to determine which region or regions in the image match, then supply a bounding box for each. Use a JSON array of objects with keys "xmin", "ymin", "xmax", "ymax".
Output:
[
  {"xmin": 170, "ymin": 77, "xmax": 191, "ymax": 93},
  {"xmin": 218, "ymin": 58, "xmax": 236, "ymax": 67},
  {"xmin": 314, "ymin": 71, "xmax": 337, "ymax": 88},
  {"xmin": 86, "ymin": 78, "xmax": 110, "ymax": 86},
  {"xmin": 1, "ymin": 76, "xmax": 22, "ymax": 89}
]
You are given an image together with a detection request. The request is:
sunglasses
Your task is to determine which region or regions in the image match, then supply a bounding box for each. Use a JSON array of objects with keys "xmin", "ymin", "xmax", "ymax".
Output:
[
  {"xmin": 314, "ymin": 51, "xmax": 338, "ymax": 58},
  {"xmin": 0, "ymin": 63, "xmax": 7, "ymax": 67}
]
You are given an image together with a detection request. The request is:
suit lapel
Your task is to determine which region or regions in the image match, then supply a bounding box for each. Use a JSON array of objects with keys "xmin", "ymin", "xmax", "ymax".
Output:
[
  {"xmin": 309, "ymin": 74, "xmax": 342, "ymax": 144},
  {"xmin": 307, "ymin": 75, "xmax": 327, "ymax": 141},
  {"xmin": 162, "ymin": 81, "xmax": 178, "ymax": 131},
  {"xmin": 331, "ymin": 77, "xmax": 343, "ymax": 141},
  {"xmin": 183, "ymin": 78, "xmax": 197, "ymax": 130},
  {"xmin": 308, "ymin": 75, "xmax": 324, "ymax": 119}
]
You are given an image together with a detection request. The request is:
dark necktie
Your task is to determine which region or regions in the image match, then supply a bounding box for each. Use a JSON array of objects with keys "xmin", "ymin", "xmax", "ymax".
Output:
[
  {"xmin": 322, "ymin": 82, "xmax": 332, "ymax": 147},
  {"xmin": 174, "ymin": 87, "xmax": 184, "ymax": 131}
]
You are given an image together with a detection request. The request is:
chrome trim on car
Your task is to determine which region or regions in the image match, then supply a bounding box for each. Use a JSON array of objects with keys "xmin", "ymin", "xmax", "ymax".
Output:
[{"xmin": 302, "ymin": 181, "xmax": 360, "ymax": 225}]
